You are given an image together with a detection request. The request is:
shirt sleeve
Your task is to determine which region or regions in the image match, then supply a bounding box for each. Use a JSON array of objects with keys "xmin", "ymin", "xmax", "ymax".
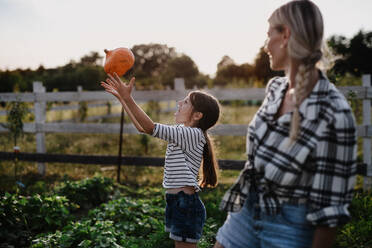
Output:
[
  {"xmin": 306, "ymin": 108, "xmax": 357, "ymax": 227},
  {"xmin": 151, "ymin": 123, "xmax": 205, "ymax": 152}
]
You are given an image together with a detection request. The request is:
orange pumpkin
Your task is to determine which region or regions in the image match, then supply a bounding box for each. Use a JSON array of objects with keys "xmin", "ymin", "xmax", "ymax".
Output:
[{"xmin": 104, "ymin": 47, "xmax": 135, "ymax": 76}]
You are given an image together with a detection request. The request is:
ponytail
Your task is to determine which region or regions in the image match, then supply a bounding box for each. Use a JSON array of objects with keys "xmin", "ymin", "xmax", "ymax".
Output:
[
  {"xmin": 188, "ymin": 91, "xmax": 220, "ymax": 188},
  {"xmin": 289, "ymin": 63, "xmax": 311, "ymax": 145},
  {"xmin": 200, "ymin": 132, "xmax": 218, "ymax": 188}
]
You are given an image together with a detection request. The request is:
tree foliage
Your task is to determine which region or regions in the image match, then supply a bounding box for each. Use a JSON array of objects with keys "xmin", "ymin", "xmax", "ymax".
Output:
[
  {"xmin": 328, "ymin": 30, "xmax": 372, "ymax": 77},
  {"xmin": 161, "ymin": 54, "xmax": 205, "ymax": 89},
  {"xmin": 2, "ymin": 31, "xmax": 370, "ymax": 93},
  {"xmin": 131, "ymin": 43, "xmax": 177, "ymax": 79},
  {"xmin": 253, "ymin": 47, "xmax": 283, "ymax": 83},
  {"xmin": 213, "ymin": 47, "xmax": 283, "ymax": 87}
]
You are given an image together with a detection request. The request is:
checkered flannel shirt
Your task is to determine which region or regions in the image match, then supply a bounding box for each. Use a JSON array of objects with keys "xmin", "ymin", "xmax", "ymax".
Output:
[{"xmin": 220, "ymin": 73, "xmax": 357, "ymax": 227}]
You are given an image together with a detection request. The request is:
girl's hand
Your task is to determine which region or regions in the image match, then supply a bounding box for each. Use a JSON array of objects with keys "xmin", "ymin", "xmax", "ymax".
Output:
[{"xmin": 100, "ymin": 73, "xmax": 135, "ymax": 101}]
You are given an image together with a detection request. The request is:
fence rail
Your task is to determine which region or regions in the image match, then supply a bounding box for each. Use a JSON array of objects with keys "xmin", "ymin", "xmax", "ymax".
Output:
[
  {"xmin": 1, "ymin": 85, "xmax": 371, "ymax": 103},
  {"xmin": 0, "ymin": 152, "xmax": 367, "ymax": 174},
  {"xmin": 0, "ymin": 77, "xmax": 371, "ymax": 188}
]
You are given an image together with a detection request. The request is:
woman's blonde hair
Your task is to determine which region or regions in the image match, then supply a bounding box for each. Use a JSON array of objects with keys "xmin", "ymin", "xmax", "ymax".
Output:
[{"xmin": 269, "ymin": 0, "xmax": 329, "ymax": 144}]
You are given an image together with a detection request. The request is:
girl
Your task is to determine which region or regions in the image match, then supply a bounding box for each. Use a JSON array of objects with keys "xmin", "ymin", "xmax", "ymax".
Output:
[
  {"xmin": 214, "ymin": 1, "xmax": 357, "ymax": 248},
  {"xmin": 101, "ymin": 73, "xmax": 220, "ymax": 248}
]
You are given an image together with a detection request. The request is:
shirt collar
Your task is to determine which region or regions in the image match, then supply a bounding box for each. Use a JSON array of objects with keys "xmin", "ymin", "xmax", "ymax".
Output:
[{"xmin": 265, "ymin": 71, "xmax": 330, "ymax": 123}]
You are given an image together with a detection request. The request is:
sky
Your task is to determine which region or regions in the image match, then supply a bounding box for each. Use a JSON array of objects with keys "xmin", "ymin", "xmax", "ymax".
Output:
[{"xmin": 0, "ymin": 0, "xmax": 371, "ymax": 76}]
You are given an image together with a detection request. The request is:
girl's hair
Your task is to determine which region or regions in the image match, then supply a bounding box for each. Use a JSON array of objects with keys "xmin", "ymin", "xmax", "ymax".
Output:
[
  {"xmin": 269, "ymin": 0, "xmax": 327, "ymax": 143},
  {"xmin": 189, "ymin": 91, "xmax": 220, "ymax": 188}
]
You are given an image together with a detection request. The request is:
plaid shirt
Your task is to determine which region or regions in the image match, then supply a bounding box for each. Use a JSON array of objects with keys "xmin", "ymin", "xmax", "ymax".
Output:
[{"xmin": 220, "ymin": 73, "xmax": 357, "ymax": 227}]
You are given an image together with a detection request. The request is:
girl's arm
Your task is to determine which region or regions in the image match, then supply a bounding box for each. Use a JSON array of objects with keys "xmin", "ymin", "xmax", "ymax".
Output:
[
  {"xmin": 100, "ymin": 74, "xmax": 154, "ymax": 134},
  {"xmin": 118, "ymin": 99, "xmax": 145, "ymax": 133}
]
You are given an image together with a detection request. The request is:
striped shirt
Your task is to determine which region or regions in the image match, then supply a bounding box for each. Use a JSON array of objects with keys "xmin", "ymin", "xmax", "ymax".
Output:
[
  {"xmin": 220, "ymin": 72, "xmax": 357, "ymax": 227},
  {"xmin": 152, "ymin": 123, "xmax": 206, "ymax": 191}
]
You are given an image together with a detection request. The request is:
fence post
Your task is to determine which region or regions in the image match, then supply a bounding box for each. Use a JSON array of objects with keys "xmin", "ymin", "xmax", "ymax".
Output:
[
  {"xmin": 174, "ymin": 78, "xmax": 186, "ymax": 92},
  {"xmin": 362, "ymin": 74, "xmax": 372, "ymax": 190},
  {"xmin": 33, "ymin": 82, "xmax": 46, "ymax": 176},
  {"xmin": 77, "ymin": 85, "xmax": 83, "ymax": 94}
]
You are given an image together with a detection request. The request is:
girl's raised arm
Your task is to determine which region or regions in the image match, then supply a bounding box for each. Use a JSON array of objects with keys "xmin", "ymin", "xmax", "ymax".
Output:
[{"xmin": 100, "ymin": 74, "xmax": 155, "ymax": 134}]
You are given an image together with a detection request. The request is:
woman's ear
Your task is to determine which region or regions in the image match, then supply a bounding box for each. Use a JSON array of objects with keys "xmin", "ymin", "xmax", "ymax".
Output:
[{"xmin": 282, "ymin": 25, "xmax": 291, "ymax": 47}]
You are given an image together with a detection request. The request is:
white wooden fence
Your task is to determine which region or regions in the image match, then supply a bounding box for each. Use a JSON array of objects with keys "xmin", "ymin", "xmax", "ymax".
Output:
[{"xmin": 0, "ymin": 77, "xmax": 371, "ymax": 189}]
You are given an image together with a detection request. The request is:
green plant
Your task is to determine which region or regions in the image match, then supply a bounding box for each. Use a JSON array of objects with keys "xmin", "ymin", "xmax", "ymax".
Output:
[
  {"xmin": 78, "ymin": 101, "xmax": 88, "ymax": 122},
  {"xmin": 106, "ymin": 101, "xmax": 112, "ymax": 115},
  {"xmin": 1, "ymin": 100, "xmax": 30, "ymax": 185},
  {"xmin": 32, "ymin": 220, "xmax": 124, "ymax": 248},
  {"xmin": 334, "ymin": 191, "xmax": 372, "ymax": 248},
  {"xmin": 32, "ymin": 196, "xmax": 171, "ymax": 248},
  {"xmin": 2, "ymin": 100, "xmax": 29, "ymax": 147},
  {"xmin": 0, "ymin": 193, "xmax": 77, "ymax": 247},
  {"xmin": 54, "ymin": 176, "xmax": 115, "ymax": 210},
  {"xmin": 140, "ymin": 134, "xmax": 150, "ymax": 154}
]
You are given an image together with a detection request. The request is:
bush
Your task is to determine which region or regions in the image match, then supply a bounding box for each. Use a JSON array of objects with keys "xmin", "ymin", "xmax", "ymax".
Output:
[
  {"xmin": 88, "ymin": 197, "xmax": 164, "ymax": 237},
  {"xmin": 0, "ymin": 193, "xmax": 77, "ymax": 247},
  {"xmin": 31, "ymin": 186, "xmax": 228, "ymax": 248},
  {"xmin": 32, "ymin": 197, "xmax": 173, "ymax": 248},
  {"xmin": 2, "ymin": 176, "xmax": 371, "ymax": 248},
  {"xmin": 334, "ymin": 191, "xmax": 372, "ymax": 248},
  {"xmin": 54, "ymin": 176, "xmax": 115, "ymax": 210},
  {"xmin": 32, "ymin": 220, "xmax": 123, "ymax": 248}
]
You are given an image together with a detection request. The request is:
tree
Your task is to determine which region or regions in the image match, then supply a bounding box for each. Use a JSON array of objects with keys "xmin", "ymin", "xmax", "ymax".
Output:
[
  {"xmin": 161, "ymin": 55, "xmax": 202, "ymax": 89},
  {"xmin": 80, "ymin": 52, "xmax": 103, "ymax": 66},
  {"xmin": 253, "ymin": 47, "xmax": 283, "ymax": 84},
  {"xmin": 217, "ymin": 55, "xmax": 235, "ymax": 71},
  {"xmin": 0, "ymin": 70, "xmax": 24, "ymax": 92},
  {"xmin": 328, "ymin": 30, "xmax": 372, "ymax": 77},
  {"xmin": 131, "ymin": 43, "xmax": 177, "ymax": 79},
  {"xmin": 214, "ymin": 56, "xmax": 255, "ymax": 87}
]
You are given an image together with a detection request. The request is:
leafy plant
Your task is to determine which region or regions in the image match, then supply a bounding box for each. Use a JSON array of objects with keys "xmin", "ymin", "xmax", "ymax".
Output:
[
  {"xmin": 1, "ymin": 100, "xmax": 30, "ymax": 185},
  {"xmin": 54, "ymin": 176, "xmax": 115, "ymax": 210},
  {"xmin": 2, "ymin": 100, "xmax": 29, "ymax": 147},
  {"xmin": 32, "ymin": 220, "xmax": 123, "ymax": 248},
  {"xmin": 334, "ymin": 191, "xmax": 372, "ymax": 248},
  {"xmin": 1, "ymin": 175, "xmax": 371, "ymax": 248},
  {"xmin": 32, "ymin": 196, "xmax": 171, "ymax": 248},
  {"xmin": 78, "ymin": 101, "xmax": 88, "ymax": 122},
  {"xmin": 0, "ymin": 193, "xmax": 77, "ymax": 247}
]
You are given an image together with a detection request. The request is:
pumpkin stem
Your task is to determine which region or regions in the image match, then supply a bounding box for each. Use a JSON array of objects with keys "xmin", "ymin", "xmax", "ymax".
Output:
[{"xmin": 104, "ymin": 49, "xmax": 109, "ymax": 54}]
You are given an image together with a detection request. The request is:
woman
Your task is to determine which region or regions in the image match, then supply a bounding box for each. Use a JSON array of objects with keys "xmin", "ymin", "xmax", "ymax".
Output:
[{"xmin": 214, "ymin": 1, "xmax": 357, "ymax": 247}]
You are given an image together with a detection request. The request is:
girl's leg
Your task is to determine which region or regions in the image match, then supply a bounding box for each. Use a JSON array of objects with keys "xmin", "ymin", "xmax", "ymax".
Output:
[
  {"xmin": 213, "ymin": 241, "xmax": 224, "ymax": 248},
  {"xmin": 175, "ymin": 241, "xmax": 197, "ymax": 248}
]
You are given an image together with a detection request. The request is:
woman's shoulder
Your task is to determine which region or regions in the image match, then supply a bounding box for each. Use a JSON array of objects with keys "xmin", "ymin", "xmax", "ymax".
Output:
[
  {"xmin": 319, "ymin": 76, "xmax": 352, "ymax": 112},
  {"xmin": 327, "ymin": 83, "xmax": 351, "ymax": 109},
  {"xmin": 265, "ymin": 76, "xmax": 287, "ymax": 94},
  {"xmin": 320, "ymin": 78, "xmax": 356, "ymax": 128}
]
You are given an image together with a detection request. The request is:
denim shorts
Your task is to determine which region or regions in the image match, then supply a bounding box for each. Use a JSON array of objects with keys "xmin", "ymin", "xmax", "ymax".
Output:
[
  {"xmin": 216, "ymin": 193, "xmax": 315, "ymax": 248},
  {"xmin": 165, "ymin": 191, "xmax": 206, "ymax": 243}
]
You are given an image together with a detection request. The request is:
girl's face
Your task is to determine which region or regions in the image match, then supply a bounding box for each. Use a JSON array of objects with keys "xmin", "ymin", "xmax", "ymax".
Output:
[
  {"xmin": 175, "ymin": 95, "xmax": 196, "ymax": 126},
  {"xmin": 264, "ymin": 23, "xmax": 289, "ymax": 71}
]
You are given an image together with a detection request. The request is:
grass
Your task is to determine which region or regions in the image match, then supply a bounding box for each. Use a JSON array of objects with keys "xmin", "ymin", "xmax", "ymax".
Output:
[
  {"xmin": 0, "ymin": 102, "xmax": 248, "ymax": 194},
  {"xmin": 0, "ymin": 98, "xmax": 365, "ymax": 192}
]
